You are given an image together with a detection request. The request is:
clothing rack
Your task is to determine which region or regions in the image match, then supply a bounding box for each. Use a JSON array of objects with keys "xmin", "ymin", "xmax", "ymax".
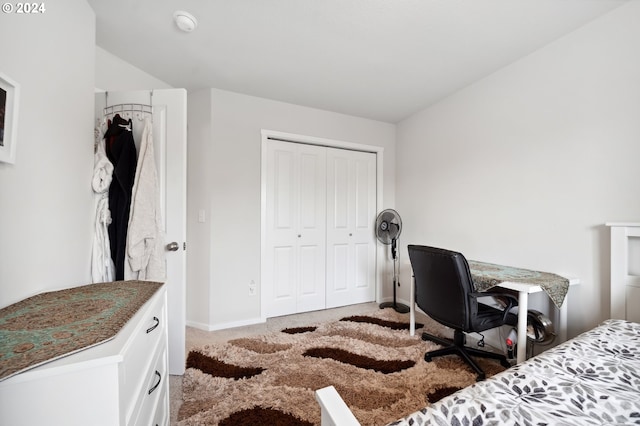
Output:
[
  {"xmin": 103, "ymin": 103, "xmax": 153, "ymax": 122},
  {"xmin": 102, "ymin": 90, "xmax": 154, "ymax": 123}
]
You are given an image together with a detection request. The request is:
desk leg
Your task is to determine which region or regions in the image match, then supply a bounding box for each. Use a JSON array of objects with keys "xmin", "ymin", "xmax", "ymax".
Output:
[
  {"xmin": 516, "ymin": 291, "xmax": 528, "ymax": 364},
  {"xmin": 555, "ymin": 297, "xmax": 568, "ymax": 343},
  {"xmin": 410, "ymin": 275, "xmax": 415, "ymax": 336}
]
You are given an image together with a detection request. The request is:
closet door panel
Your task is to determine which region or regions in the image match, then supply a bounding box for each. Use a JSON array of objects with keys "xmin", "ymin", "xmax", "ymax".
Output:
[
  {"xmin": 299, "ymin": 152, "xmax": 319, "ymax": 228},
  {"xmin": 355, "ymin": 242, "xmax": 372, "ymax": 289},
  {"xmin": 296, "ymin": 144, "xmax": 326, "ymax": 313},
  {"xmin": 329, "ymin": 244, "xmax": 349, "ymax": 293},
  {"xmin": 331, "ymin": 157, "xmax": 350, "ymax": 229},
  {"xmin": 265, "ymin": 142, "xmax": 299, "ymax": 317},
  {"xmin": 326, "ymin": 148, "xmax": 377, "ymax": 308},
  {"xmin": 298, "ymin": 244, "xmax": 324, "ymax": 312},
  {"xmin": 326, "ymin": 154, "xmax": 350, "ymax": 302},
  {"xmin": 352, "ymin": 154, "xmax": 376, "ymax": 300},
  {"xmin": 354, "ymin": 159, "xmax": 372, "ymax": 229},
  {"xmin": 273, "ymin": 247, "xmax": 295, "ymax": 299},
  {"xmin": 265, "ymin": 141, "xmax": 325, "ymax": 317},
  {"xmin": 273, "ymin": 149, "xmax": 295, "ymax": 231}
]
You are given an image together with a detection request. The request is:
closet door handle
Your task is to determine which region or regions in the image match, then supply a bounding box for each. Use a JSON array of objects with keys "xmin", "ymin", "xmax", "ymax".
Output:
[
  {"xmin": 148, "ymin": 371, "xmax": 162, "ymax": 395},
  {"xmin": 166, "ymin": 242, "xmax": 180, "ymax": 251},
  {"xmin": 146, "ymin": 316, "xmax": 160, "ymax": 334}
]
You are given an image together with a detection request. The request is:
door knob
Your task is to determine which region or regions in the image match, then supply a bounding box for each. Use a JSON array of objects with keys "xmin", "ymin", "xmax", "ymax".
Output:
[{"xmin": 166, "ymin": 242, "xmax": 180, "ymax": 251}]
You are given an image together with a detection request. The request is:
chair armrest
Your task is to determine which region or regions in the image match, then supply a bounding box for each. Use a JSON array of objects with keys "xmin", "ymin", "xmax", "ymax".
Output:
[{"xmin": 470, "ymin": 292, "xmax": 518, "ymax": 323}]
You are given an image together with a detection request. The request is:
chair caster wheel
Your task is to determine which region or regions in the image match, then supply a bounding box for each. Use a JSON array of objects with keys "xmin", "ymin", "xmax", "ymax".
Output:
[
  {"xmin": 476, "ymin": 373, "xmax": 486, "ymax": 382},
  {"xmin": 424, "ymin": 354, "xmax": 433, "ymax": 362}
]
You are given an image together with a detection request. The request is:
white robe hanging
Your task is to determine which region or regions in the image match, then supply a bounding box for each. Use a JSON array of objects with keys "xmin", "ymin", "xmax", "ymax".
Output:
[
  {"xmin": 125, "ymin": 118, "xmax": 166, "ymax": 281},
  {"xmin": 91, "ymin": 129, "xmax": 115, "ymax": 283}
]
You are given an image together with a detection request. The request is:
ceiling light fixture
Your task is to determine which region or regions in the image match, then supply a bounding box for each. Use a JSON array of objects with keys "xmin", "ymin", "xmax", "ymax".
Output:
[{"xmin": 173, "ymin": 11, "xmax": 198, "ymax": 33}]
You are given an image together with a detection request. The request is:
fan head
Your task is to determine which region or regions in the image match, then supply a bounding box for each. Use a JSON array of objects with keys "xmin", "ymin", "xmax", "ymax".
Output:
[
  {"xmin": 526, "ymin": 310, "xmax": 555, "ymax": 345},
  {"xmin": 375, "ymin": 209, "xmax": 402, "ymax": 245}
]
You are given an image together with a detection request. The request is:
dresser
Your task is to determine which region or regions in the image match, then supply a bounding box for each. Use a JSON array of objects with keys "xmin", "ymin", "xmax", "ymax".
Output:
[{"xmin": 0, "ymin": 284, "xmax": 169, "ymax": 426}]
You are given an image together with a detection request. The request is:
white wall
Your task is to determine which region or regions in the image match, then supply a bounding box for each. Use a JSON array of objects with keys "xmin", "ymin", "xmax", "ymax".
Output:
[
  {"xmin": 0, "ymin": 0, "xmax": 96, "ymax": 307},
  {"xmin": 186, "ymin": 89, "xmax": 212, "ymax": 328},
  {"xmin": 95, "ymin": 46, "xmax": 172, "ymax": 91},
  {"xmin": 396, "ymin": 2, "xmax": 640, "ymax": 339},
  {"xmin": 187, "ymin": 88, "xmax": 396, "ymax": 329}
]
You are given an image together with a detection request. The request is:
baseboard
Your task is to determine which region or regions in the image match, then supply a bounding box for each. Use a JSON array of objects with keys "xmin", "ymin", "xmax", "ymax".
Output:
[
  {"xmin": 185, "ymin": 320, "xmax": 214, "ymax": 331},
  {"xmin": 186, "ymin": 316, "xmax": 266, "ymax": 332}
]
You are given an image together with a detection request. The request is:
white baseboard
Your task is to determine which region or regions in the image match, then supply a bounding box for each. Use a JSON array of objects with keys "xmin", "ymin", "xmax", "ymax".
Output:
[
  {"xmin": 185, "ymin": 320, "xmax": 213, "ymax": 331},
  {"xmin": 186, "ymin": 316, "xmax": 266, "ymax": 332}
]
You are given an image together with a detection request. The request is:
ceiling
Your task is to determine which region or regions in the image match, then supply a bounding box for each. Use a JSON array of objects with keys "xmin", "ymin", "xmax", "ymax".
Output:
[{"xmin": 88, "ymin": 0, "xmax": 626, "ymax": 123}]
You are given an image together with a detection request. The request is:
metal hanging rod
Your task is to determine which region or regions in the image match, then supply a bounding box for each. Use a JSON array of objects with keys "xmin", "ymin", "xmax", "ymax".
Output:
[
  {"xmin": 103, "ymin": 91, "xmax": 154, "ymax": 121},
  {"xmin": 103, "ymin": 103, "xmax": 153, "ymax": 117}
]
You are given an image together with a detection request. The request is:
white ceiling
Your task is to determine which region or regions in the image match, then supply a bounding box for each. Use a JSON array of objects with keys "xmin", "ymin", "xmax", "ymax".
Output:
[{"xmin": 88, "ymin": 0, "xmax": 626, "ymax": 123}]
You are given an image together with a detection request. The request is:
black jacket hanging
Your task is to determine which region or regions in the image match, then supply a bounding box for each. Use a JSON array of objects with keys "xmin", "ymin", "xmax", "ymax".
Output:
[{"xmin": 104, "ymin": 114, "xmax": 137, "ymax": 280}]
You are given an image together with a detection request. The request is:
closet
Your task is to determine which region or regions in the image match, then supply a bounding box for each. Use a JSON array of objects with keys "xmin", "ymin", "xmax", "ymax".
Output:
[
  {"xmin": 94, "ymin": 89, "xmax": 187, "ymax": 376},
  {"xmin": 263, "ymin": 138, "xmax": 377, "ymax": 318}
]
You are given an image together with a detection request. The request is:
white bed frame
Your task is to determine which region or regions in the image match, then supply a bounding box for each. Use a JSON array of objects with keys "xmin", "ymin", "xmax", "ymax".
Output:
[
  {"xmin": 607, "ymin": 222, "xmax": 640, "ymax": 322},
  {"xmin": 315, "ymin": 386, "xmax": 361, "ymax": 426}
]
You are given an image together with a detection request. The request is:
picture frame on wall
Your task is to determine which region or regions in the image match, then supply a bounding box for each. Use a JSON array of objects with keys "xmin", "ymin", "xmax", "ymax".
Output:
[{"xmin": 0, "ymin": 72, "xmax": 20, "ymax": 164}]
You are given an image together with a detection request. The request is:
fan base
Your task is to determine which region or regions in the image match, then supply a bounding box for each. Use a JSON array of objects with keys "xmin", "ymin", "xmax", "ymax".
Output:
[{"xmin": 379, "ymin": 301, "xmax": 410, "ymax": 314}]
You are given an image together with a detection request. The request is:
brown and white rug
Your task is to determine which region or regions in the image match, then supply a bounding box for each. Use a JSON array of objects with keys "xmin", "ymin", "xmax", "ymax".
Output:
[{"xmin": 177, "ymin": 309, "xmax": 506, "ymax": 426}]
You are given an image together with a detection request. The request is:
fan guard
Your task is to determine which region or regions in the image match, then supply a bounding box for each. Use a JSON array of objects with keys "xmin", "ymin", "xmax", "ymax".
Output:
[
  {"xmin": 375, "ymin": 209, "xmax": 409, "ymax": 314},
  {"xmin": 375, "ymin": 209, "xmax": 402, "ymax": 245}
]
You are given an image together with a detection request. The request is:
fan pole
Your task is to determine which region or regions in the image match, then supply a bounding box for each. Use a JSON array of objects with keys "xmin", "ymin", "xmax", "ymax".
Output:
[{"xmin": 379, "ymin": 240, "xmax": 409, "ymax": 314}]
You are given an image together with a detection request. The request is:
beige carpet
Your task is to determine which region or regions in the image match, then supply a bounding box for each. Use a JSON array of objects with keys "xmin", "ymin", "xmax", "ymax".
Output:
[{"xmin": 174, "ymin": 306, "xmax": 506, "ymax": 425}]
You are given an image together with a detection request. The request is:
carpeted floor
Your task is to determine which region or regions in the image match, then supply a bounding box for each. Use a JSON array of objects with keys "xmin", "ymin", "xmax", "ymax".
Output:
[{"xmin": 172, "ymin": 304, "xmax": 507, "ymax": 425}]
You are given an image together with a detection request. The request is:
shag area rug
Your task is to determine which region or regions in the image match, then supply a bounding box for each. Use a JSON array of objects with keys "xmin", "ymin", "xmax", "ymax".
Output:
[{"xmin": 177, "ymin": 309, "xmax": 506, "ymax": 425}]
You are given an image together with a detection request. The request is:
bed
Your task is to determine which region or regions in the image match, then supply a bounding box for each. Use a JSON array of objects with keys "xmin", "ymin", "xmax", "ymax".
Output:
[{"xmin": 316, "ymin": 319, "xmax": 640, "ymax": 425}]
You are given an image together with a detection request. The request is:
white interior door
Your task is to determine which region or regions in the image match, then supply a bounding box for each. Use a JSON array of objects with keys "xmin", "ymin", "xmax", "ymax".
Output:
[
  {"xmin": 95, "ymin": 89, "xmax": 187, "ymax": 375},
  {"xmin": 326, "ymin": 148, "xmax": 377, "ymax": 308},
  {"xmin": 264, "ymin": 140, "xmax": 326, "ymax": 317}
]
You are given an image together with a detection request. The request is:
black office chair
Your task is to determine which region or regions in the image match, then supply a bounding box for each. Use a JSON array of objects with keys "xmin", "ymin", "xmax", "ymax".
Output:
[{"xmin": 408, "ymin": 245, "xmax": 518, "ymax": 381}]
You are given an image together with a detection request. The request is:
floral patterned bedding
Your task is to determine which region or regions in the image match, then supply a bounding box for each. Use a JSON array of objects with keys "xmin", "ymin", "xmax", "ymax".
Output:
[{"xmin": 389, "ymin": 319, "xmax": 640, "ymax": 426}]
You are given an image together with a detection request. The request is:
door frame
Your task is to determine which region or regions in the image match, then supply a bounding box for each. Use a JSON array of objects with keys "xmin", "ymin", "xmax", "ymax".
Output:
[{"xmin": 260, "ymin": 129, "xmax": 384, "ymax": 322}]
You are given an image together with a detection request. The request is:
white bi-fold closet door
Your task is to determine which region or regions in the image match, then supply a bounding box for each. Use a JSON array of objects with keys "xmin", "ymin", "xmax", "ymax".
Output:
[{"xmin": 264, "ymin": 139, "xmax": 377, "ymax": 318}]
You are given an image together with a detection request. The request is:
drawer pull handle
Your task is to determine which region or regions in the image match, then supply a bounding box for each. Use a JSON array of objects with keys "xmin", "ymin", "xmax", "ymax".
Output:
[
  {"xmin": 146, "ymin": 316, "xmax": 160, "ymax": 334},
  {"xmin": 148, "ymin": 371, "xmax": 161, "ymax": 395}
]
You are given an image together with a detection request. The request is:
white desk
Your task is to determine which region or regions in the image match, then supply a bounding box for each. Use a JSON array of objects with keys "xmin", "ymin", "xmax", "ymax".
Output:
[{"xmin": 409, "ymin": 267, "xmax": 579, "ymax": 364}]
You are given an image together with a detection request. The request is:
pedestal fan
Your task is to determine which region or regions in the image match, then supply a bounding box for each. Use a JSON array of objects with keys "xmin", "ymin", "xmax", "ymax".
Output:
[{"xmin": 375, "ymin": 209, "xmax": 410, "ymax": 313}]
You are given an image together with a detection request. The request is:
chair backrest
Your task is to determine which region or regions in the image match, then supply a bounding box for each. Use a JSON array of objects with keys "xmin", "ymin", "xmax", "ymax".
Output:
[{"xmin": 408, "ymin": 245, "xmax": 475, "ymax": 331}]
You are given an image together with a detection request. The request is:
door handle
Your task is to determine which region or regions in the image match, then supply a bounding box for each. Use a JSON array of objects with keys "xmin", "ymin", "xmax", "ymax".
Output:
[{"xmin": 166, "ymin": 242, "xmax": 180, "ymax": 251}]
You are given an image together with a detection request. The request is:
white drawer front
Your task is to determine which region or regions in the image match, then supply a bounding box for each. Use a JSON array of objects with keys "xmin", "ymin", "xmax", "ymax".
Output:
[
  {"xmin": 151, "ymin": 372, "xmax": 169, "ymax": 426},
  {"xmin": 131, "ymin": 345, "xmax": 168, "ymax": 426},
  {"xmin": 121, "ymin": 293, "xmax": 167, "ymax": 424}
]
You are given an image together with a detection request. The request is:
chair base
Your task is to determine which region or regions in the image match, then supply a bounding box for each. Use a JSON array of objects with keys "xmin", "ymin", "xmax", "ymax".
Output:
[{"xmin": 422, "ymin": 330, "xmax": 511, "ymax": 381}]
